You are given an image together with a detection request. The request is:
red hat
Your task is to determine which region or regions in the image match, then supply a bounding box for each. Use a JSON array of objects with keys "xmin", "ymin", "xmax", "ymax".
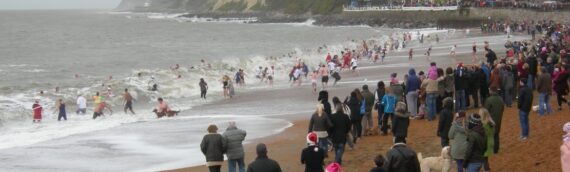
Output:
[{"xmin": 307, "ymin": 132, "xmax": 318, "ymax": 145}]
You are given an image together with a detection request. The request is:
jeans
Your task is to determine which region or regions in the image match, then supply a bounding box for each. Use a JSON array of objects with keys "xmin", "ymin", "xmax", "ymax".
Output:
[
  {"xmin": 455, "ymin": 159, "xmax": 464, "ymax": 172},
  {"xmin": 362, "ymin": 112, "xmax": 373, "ymax": 136},
  {"xmin": 538, "ymin": 93, "xmax": 553, "ymax": 116},
  {"xmin": 318, "ymin": 137, "xmax": 329, "ymax": 156},
  {"xmin": 519, "ymin": 111, "xmax": 529, "ymax": 137},
  {"xmin": 406, "ymin": 92, "xmax": 418, "ymax": 117},
  {"xmin": 466, "ymin": 162, "xmax": 482, "ymax": 172},
  {"xmin": 455, "ymin": 90, "xmax": 466, "ymax": 111},
  {"xmin": 427, "ymin": 93, "xmax": 437, "ymax": 120},
  {"xmin": 352, "ymin": 119, "xmax": 362, "ymax": 141},
  {"xmin": 333, "ymin": 143, "xmax": 345, "ymax": 164},
  {"xmin": 503, "ymin": 87, "xmax": 513, "ymax": 106},
  {"xmin": 377, "ymin": 106, "xmax": 384, "ymax": 134},
  {"xmin": 228, "ymin": 158, "xmax": 245, "ymax": 172}
]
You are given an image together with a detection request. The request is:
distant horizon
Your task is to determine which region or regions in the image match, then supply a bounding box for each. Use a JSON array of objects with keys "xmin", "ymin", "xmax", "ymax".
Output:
[{"xmin": 0, "ymin": 0, "xmax": 121, "ymax": 10}]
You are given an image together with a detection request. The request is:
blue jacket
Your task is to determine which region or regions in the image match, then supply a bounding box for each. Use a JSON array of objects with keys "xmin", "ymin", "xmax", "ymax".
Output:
[
  {"xmin": 381, "ymin": 94, "xmax": 396, "ymax": 113},
  {"xmin": 481, "ymin": 63, "xmax": 490, "ymax": 84},
  {"xmin": 406, "ymin": 68, "xmax": 421, "ymax": 93}
]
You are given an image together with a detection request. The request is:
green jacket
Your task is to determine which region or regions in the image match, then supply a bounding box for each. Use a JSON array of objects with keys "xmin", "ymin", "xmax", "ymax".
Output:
[
  {"xmin": 448, "ymin": 121, "xmax": 468, "ymax": 160},
  {"xmin": 483, "ymin": 122, "xmax": 495, "ymax": 157}
]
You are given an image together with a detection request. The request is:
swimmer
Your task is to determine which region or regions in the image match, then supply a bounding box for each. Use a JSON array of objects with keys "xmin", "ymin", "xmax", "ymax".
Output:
[
  {"xmin": 449, "ymin": 45, "xmax": 457, "ymax": 57},
  {"xmin": 199, "ymin": 78, "xmax": 208, "ymax": 100},
  {"xmin": 310, "ymin": 71, "xmax": 318, "ymax": 93},
  {"xmin": 123, "ymin": 88, "xmax": 135, "ymax": 114},
  {"xmin": 32, "ymin": 100, "xmax": 42, "ymax": 123},
  {"xmin": 319, "ymin": 64, "xmax": 330, "ymax": 90}
]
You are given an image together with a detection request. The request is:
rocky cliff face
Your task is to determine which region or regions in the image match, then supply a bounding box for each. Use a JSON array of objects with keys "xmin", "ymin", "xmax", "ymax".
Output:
[{"xmin": 115, "ymin": 0, "xmax": 262, "ymax": 12}]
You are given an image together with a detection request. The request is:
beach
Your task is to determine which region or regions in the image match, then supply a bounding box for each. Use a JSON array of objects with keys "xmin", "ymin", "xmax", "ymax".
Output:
[{"xmin": 171, "ymin": 31, "xmax": 569, "ymax": 171}]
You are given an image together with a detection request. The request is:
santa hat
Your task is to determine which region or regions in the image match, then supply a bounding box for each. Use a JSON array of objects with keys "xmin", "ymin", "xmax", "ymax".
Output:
[
  {"xmin": 325, "ymin": 163, "xmax": 343, "ymax": 172},
  {"xmin": 307, "ymin": 132, "xmax": 318, "ymax": 146}
]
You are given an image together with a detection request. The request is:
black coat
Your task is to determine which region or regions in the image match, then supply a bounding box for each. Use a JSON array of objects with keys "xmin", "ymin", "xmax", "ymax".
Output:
[
  {"xmin": 384, "ymin": 144, "xmax": 421, "ymax": 172},
  {"xmin": 518, "ymin": 86, "xmax": 533, "ymax": 113},
  {"xmin": 247, "ymin": 156, "xmax": 282, "ymax": 172},
  {"xmin": 329, "ymin": 113, "xmax": 352, "ymax": 144},
  {"xmin": 345, "ymin": 97, "xmax": 362, "ymax": 121},
  {"xmin": 320, "ymin": 100, "xmax": 332, "ymax": 118},
  {"xmin": 527, "ymin": 57, "xmax": 538, "ymax": 76},
  {"xmin": 301, "ymin": 145, "xmax": 325, "ymax": 172},
  {"xmin": 200, "ymin": 133, "xmax": 226, "ymax": 162},
  {"xmin": 438, "ymin": 108, "xmax": 453, "ymax": 139},
  {"xmin": 454, "ymin": 67, "xmax": 467, "ymax": 91},
  {"xmin": 392, "ymin": 112, "xmax": 410, "ymax": 138}
]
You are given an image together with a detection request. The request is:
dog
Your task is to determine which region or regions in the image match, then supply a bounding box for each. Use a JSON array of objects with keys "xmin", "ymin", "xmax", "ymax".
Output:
[
  {"xmin": 417, "ymin": 146, "xmax": 452, "ymax": 172},
  {"xmin": 152, "ymin": 109, "xmax": 179, "ymax": 118}
]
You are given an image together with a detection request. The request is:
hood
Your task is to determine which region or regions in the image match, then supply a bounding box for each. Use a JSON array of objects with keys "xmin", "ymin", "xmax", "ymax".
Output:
[
  {"xmin": 408, "ymin": 68, "xmax": 417, "ymax": 76},
  {"xmin": 226, "ymin": 125, "xmax": 238, "ymax": 131}
]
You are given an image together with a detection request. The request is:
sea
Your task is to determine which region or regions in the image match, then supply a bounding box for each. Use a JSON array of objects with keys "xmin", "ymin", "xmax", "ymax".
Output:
[{"xmin": 0, "ymin": 10, "xmax": 395, "ymax": 171}]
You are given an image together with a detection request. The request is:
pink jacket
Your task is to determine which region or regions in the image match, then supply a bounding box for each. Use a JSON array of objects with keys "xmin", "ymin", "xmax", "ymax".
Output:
[
  {"xmin": 427, "ymin": 66, "xmax": 438, "ymax": 80},
  {"xmin": 560, "ymin": 141, "xmax": 570, "ymax": 172}
]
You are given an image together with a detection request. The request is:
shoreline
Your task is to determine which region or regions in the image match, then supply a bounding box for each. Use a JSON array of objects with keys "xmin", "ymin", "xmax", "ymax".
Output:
[{"xmin": 171, "ymin": 31, "xmax": 543, "ymax": 171}]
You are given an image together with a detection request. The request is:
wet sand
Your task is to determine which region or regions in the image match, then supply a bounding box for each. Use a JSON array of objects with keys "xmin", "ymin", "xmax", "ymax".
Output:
[{"xmin": 170, "ymin": 31, "xmax": 568, "ymax": 171}]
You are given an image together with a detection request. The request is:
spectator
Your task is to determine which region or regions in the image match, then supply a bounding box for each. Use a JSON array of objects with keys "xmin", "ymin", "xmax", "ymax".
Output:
[
  {"xmin": 370, "ymin": 155, "xmax": 387, "ymax": 172},
  {"xmin": 201, "ymin": 124, "xmax": 226, "ymax": 172},
  {"xmin": 536, "ymin": 68, "xmax": 553, "ymax": 116},
  {"xmin": 392, "ymin": 102, "xmax": 410, "ymax": 144},
  {"xmin": 449, "ymin": 111, "xmax": 468, "ymax": 172},
  {"xmin": 362, "ymin": 85, "xmax": 375, "ymax": 136},
  {"xmin": 518, "ymin": 78, "xmax": 533, "ymax": 140},
  {"xmin": 329, "ymin": 99, "xmax": 352, "ymax": 165},
  {"xmin": 308, "ymin": 104, "xmax": 333, "ymax": 157},
  {"xmin": 464, "ymin": 114, "xmax": 486, "ymax": 172},
  {"xmin": 483, "ymin": 87, "xmax": 504, "ymax": 153},
  {"xmin": 301, "ymin": 132, "xmax": 326, "ymax": 172},
  {"xmin": 479, "ymin": 108, "xmax": 496, "ymax": 172},
  {"xmin": 438, "ymin": 97, "xmax": 454, "ymax": 147},
  {"xmin": 223, "ymin": 122, "xmax": 247, "ymax": 172},
  {"xmin": 381, "ymin": 88, "xmax": 397, "ymax": 136},
  {"xmin": 406, "ymin": 68, "xmax": 421, "ymax": 118},
  {"xmin": 247, "ymin": 143, "xmax": 282, "ymax": 172},
  {"xmin": 384, "ymin": 138, "xmax": 421, "ymax": 172}
]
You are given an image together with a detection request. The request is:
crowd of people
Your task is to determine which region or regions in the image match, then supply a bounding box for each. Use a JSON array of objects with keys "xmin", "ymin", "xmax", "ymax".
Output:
[{"xmin": 198, "ymin": 20, "xmax": 570, "ymax": 172}]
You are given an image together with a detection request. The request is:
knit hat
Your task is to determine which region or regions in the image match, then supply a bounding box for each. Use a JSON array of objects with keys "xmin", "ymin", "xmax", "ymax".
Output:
[
  {"xmin": 307, "ymin": 132, "xmax": 318, "ymax": 146},
  {"xmin": 325, "ymin": 163, "xmax": 343, "ymax": 172},
  {"xmin": 564, "ymin": 122, "xmax": 570, "ymax": 134},
  {"xmin": 469, "ymin": 113, "xmax": 482, "ymax": 126}
]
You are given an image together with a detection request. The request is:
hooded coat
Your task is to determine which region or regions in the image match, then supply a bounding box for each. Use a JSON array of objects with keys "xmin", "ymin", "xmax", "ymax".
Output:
[
  {"xmin": 392, "ymin": 102, "xmax": 410, "ymax": 138},
  {"xmin": 449, "ymin": 120, "xmax": 468, "ymax": 160},
  {"xmin": 406, "ymin": 68, "xmax": 421, "ymax": 94}
]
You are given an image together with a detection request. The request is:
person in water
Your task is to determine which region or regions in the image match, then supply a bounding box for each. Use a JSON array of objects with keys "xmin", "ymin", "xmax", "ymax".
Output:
[
  {"xmin": 222, "ymin": 75, "xmax": 231, "ymax": 98},
  {"xmin": 157, "ymin": 97, "xmax": 171, "ymax": 115},
  {"xmin": 56, "ymin": 99, "xmax": 67, "ymax": 121},
  {"xmin": 123, "ymin": 88, "xmax": 135, "ymax": 114},
  {"xmin": 199, "ymin": 78, "xmax": 208, "ymax": 100},
  {"xmin": 32, "ymin": 100, "xmax": 42, "ymax": 123}
]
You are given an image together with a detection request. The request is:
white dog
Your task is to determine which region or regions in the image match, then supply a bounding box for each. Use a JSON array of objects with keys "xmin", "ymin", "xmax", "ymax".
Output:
[{"xmin": 417, "ymin": 146, "xmax": 452, "ymax": 172}]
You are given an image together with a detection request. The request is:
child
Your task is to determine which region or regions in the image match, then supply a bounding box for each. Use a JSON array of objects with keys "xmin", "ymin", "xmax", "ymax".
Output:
[
  {"xmin": 381, "ymin": 88, "xmax": 396, "ymax": 135},
  {"xmin": 370, "ymin": 154, "xmax": 387, "ymax": 172},
  {"xmin": 311, "ymin": 70, "xmax": 318, "ymax": 93}
]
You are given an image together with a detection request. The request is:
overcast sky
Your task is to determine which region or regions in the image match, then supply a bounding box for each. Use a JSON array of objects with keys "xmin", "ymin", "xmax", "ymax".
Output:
[{"xmin": 0, "ymin": 0, "xmax": 121, "ymax": 10}]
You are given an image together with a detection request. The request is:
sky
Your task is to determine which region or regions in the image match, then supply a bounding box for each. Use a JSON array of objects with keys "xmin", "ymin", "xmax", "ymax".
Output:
[{"xmin": 0, "ymin": 0, "xmax": 122, "ymax": 10}]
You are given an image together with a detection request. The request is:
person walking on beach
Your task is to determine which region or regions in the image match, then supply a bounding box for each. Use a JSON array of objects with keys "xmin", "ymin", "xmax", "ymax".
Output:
[
  {"xmin": 561, "ymin": 122, "xmax": 570, "ymax": 172},
  {"xmin": 318, "ymin": 90, "xmax": 332, "ymax": 117},
  {"xmin": 301, "ymin": 132, "xmax": 326, "ymax": 172},
  {"xmin": 308, "ymin": 104, "xmax": 333, "ymax": 157},
  {"xmin": 361, "ymin": 85, "xmax": 375, "ymax": 136},
  {"xmin": 405, "ymin": 68, "xmax": 420, "ymax": 118},
  {"xmin": 222, "ymin": 75, "xmax": 231, "ymax": 98},
  {"xmin": 199, "ymin": 78, "xmax": 208, "ymax": 100},
  {"xmin": 345, "ymin": 91, "xmax": 362, "ymax": 142},
  {"xmin": 537, "ymin": 68, "xmax": 553, "ymax": 116},
  {"xmin": 392, "ymin": 102, "xmax": 410, "ymax": 143},
  {"xmin": 223, "ymin": 122, "xmax": 247, "ymax": 172},
  {"xmin": 56, "ymin": 99, "xmax": 67, "ymax": 121},
  {"xmin": 319, "ymin": 65, "xmax": 329, "ymax": 90},
  {"xmin": 384, "ymin": 138, "xmax": 421, "ymax": 172},
  {"xmin": 483, "ymin": 88, "xmax": 504, "ymax": 153},
  {"xmin": 311, "ymin": 71, "xmax": 318, "ymax": 93},
  {"xmin": 123, "ymin": 88, "xmax": 135, "ymax": 114},
  {"xmin": 554, "ymin": 66, "xmax": 569, "ymax": 110},
  {"xmin": 350, "ymin": 57, "xmax": 359, "ymax": 76},
  {"xmin": 425, "ymin": 46, "xmax": 432, "ymax": 61},
  {"xmin": 374, "ymin": 81, "xmax": 386, "ymax": 134},
  {"xmin": 247, "ymin": 143, "xmax": 282, "ymax": 172},
  {"xmin": 518, "ymin": 78, "xmax": 533, "ymax": 140},
  {"xmin": 464, "ymin": 113, "xmax": 486, "ymax": 172},
  {"xmin": 408, "ymin": 48, "xmax": 414, "ymax": 61},
  {"xmin": 480, "ymin": 108, "xmax": 496, "ymax": 172},
  {"xmin": 381, "ymin": 88, "xmax": 396, "ymax": 136},
  {"xmin": 76, "ymin": 94, "xmax": 87, "ymax": 115},
  {"xmin": 32, "ymin": 100, "xmax": 42, "ymax": 123},
  {"xmin": 201, "ymin": 124, "xmax": 226, "ymax": 172},
  {"xmin": 472, "ymin": 42, "xmax": 477, "ymax": 62},
  {"xmin": 438, "ymin": 97, "xmax": 454, "ymax": 147},
  {"xmin": 449, "ymin": 111, "xmax": 468, "ymax": 172},
  {"xmin": 330, "ymin": 99, "xmax": 352, "ymax": 165}
]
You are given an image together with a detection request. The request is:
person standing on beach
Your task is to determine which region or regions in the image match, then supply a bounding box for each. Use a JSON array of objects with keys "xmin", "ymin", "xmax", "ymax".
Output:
[
  {"xmin": 223, "ymin": 122, "xmax": 247, "ymax": 172},
  {"xmin": 311, "ymin": 71, "xmax": 318, "ymax": 93},
  {"xmin": 392, "ymin": 102, "xmax": 410, "ymax": 143},
  {"xmin": 449, "ymin": 111, "xmax": 468, "ymax": 172},
  {"xmin": 472, "ymin": 42, "xmax": 478, "ymax": 62},
  {"xmin": 301, "ymin": 132, "xmax": 326, "ymax": 172},
  {"xmin": 329, "ymin": 99, "xmax": 352, "ymax": 165},
  {"xmin": 350, "ymin": 57, "xmax": 359, "ymax": 76},
  {"xmin": 537, "ymin": 68, "xmax": 553, "ymax": 116},
  {"xmin": 483, "ymin": 87, "xmax": 504, "ymax": 153},
  {"xmin": 450, "ymin": 45, "xmax": 457, "ymax": 57},
  {"xmin": 518, "ymin": 78, "xmax": 533, "ymax": 140},
  {"xmin": 247, "ymin": 143, "xmax": 282, "ymax": 172},
  {"xmin": 123, "ymin": 89, "xmax": 135, "ymax": 114},
  {"xmin": 32, "ymin": 100, "xmax": 42, "ymax": 123},
  {"xmin": 201, "ymin": 124, "xmax": 226, "ymax": 172},
  {"xmin": 56, "ymin": 99, "xmax": 67, "ymax": 121},
  {"xmin": 408, "ymin": 48, "xmax": 414, "ymax": 61},
  {"xmin": 438, "ymin": 97, "xmax": 453, "ymax": 147},
  {"xmin": 76, "ymin": 94, "xmax": 87, "ymax": 115},
  {"xmin": 480, "ymin": 108, "xmax": 496, "ymax": 172},
  {"xmin": 345, "ymin": 91, "xmax": 362, "ymax": 142},
  {"xmin": 361, "ymin": 85, "xmax": 375, "ymax": 136},
  {"xmin": 455, "ymin": 63, "xmax": 467, "ymax": 111},
  {"xmin": 222, "ymin": 75, "xmax": 230, "ymax": 98},
  {"xmin": 425, "ymin": 46, "xmax": 432, "ymax": 61},
  {"xmin": 308, "ymin": 104, "xmax": 333, "ymax": 157},
  {"xmin": 380, "ymin": 88, "xmax": 396, "ymax": 136},
  {"xmin": 319, "ymin": 65, "xmax": 330, "ymax": 90},
  {"xmin": 199, "ymin": 78, "xmax": 208, "ymax": 100},
  {"xmin": 406, "ymin": 68, "xmax": 420, "ymax": 118},
  {"xmin": 464, "ymin": 114, "xmax": 486, "ymax": 172},
  {"xmin": 384, "ymin": 137, "xmax": 421, "ymax": 172}
]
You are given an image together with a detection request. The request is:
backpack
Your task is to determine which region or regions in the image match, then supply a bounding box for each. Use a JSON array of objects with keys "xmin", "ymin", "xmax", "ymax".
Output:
[{"xmin": 360, "ymin": 99, "xmax": 366, "ymax": 115}]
